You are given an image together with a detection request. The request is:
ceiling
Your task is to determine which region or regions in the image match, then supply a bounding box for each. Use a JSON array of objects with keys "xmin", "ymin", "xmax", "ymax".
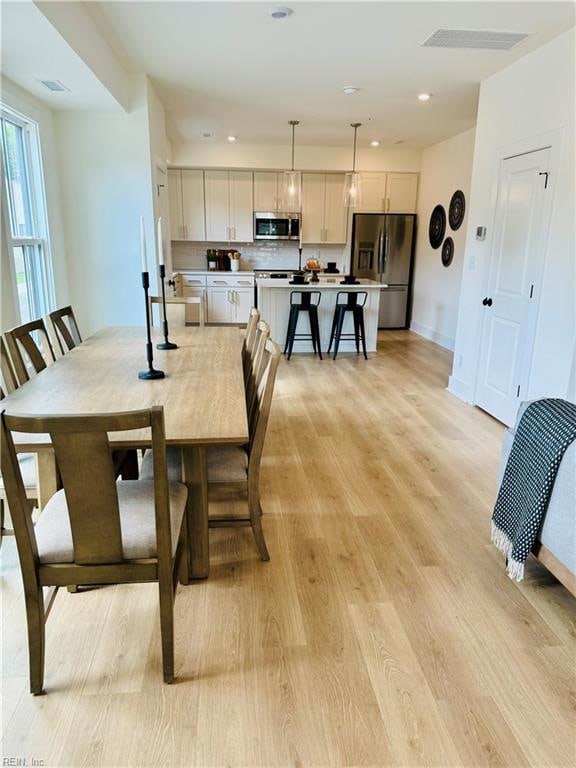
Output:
[
  {"xmin": 2, "ymin": 1, "xmax": 574, "ymax": 149},
  {"xmin": 0, "ymin": 1, "xmax": 120, "ymax": 111}
]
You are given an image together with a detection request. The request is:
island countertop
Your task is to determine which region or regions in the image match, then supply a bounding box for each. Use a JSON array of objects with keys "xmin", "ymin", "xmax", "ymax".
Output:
[{"xmin": 256, "ymin": 277, "xmax": 387, "ymax": 288}]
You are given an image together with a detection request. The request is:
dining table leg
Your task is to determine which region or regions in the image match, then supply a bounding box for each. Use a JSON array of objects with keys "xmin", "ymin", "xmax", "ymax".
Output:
[
  {"xmin": 36, "ymin": 451, "xmax": 58, "ymax": 511},
  {"xmin": 182, "ymin": 445, "xmax": 209, "ymax": 581}
]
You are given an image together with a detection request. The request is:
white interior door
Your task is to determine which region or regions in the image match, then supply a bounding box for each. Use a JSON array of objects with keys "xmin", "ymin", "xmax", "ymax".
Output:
[{"xmin": 475, "ymin": 147, "xmax": 552, "ymax": 425}]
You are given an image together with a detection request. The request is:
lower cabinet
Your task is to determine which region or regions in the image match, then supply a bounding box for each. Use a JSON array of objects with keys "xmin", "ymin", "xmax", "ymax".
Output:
[
  {"xmin": 182, "ymin": 286, "xmax": 205, "ymax": 323},
  {"xmin": 206, "ymin": 286, "xmax": 252, "ymax": 324}
]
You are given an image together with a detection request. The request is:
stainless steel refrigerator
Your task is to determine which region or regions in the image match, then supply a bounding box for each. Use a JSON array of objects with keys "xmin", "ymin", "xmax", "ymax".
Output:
[{"xmin": 350, "ymin": 213, "xmax": 416, "ymax": 328}]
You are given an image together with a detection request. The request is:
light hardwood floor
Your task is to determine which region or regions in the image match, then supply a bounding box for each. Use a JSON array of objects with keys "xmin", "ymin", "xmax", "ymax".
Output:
[{"xmin": 2, "ymin": 331, "xmax": 574, "ymax": 767}]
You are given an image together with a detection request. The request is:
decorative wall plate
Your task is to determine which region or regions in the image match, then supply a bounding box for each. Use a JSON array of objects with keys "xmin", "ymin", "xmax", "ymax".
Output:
[
  {"xmin": 429, "ymin": 205, "xmax": 446, "ymax": 249},
  {"xmin": 449, "ymin": 190, "xmax": 466, "ymax": 231},
  {"xmin": 441, "ymin": 236, "xmax": 454, "ymax": 267}
]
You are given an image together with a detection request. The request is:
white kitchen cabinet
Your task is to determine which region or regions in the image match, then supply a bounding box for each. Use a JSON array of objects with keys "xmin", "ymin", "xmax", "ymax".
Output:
[
  {"xmin": 168, "ymin": 169, "xmax": 183, "ymax": 240},
  {"xmin": 206, "ymin": 274, "xmax": 255, "ymax": 324},
  {"xmin": 358, "ymin": 172, "xmax": 387, "ymax": 212},
  {"xmin": 168, "ymin": 169, "xmax": 206, "ymax": 240},
  {"xmin": 205, "ymin": 170, "xmax": 253, "ymax": 242},
  {"xmin": 229, "ymin": 171, "xmax": 253, "ymax": 241},
  {"xmin": 254, "ymin": 171, "xmax": 282, "ymax": 211},
  {"xmin": 385, "ymin": 173, "xmax": 419, "ymax": 213},
  {"xmin": 207, "ymin": 288, "xmax": 234, "ymax": 323},
  {"xmin": 302, "ymin": 173, "xmax": 347, "ymax": 244},
  {"xmin": 357, "ymin": 172, "xmax": 419, "ymax": 213},
  {"xmin": 181, "ymin": 170, "xmax": 206, "ymax": 240}
]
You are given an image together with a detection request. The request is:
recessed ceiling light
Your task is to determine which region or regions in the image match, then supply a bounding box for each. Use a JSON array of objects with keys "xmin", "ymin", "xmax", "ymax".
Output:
[
  {"xmin": 418, "ymin": 93, "xmax": 431, "ymax": 101},
  {"xmin": 270, "ymin": 7, "xmax": 293, "ymax": 19},
  {"xmin": 370, "ymin": 140, "xmax": 380, "ymax": 147},
  {"xmin": 227, "ymin": 135, "xmax": 237, "ymax": 143},
  {"xmin": 343, "ymin": 86, "xmax": 360, "ymax": 95}
]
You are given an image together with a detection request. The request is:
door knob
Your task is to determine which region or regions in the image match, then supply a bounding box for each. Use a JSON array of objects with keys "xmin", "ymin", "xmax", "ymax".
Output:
[{"xmin": 482, "ymin": 297, "xmax": 493, "ymax": 307}]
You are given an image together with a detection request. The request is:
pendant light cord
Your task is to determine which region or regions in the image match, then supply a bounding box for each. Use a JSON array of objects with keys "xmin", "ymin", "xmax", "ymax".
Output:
[{"xmin": 351, "ymin": 122, "xmax": 361, "ymax": 173}]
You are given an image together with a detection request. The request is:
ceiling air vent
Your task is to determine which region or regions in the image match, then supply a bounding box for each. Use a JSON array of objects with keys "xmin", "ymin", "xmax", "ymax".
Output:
[
  {"xmin": 38, "ymin": 79, "xmax": 70, "ymax": 92},
  {"xmin": 422, "ymin": 28, "xmax": 528, "ymax": 50}
]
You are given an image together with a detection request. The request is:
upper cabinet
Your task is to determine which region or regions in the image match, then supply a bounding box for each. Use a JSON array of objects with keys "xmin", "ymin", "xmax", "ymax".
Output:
[
  {"xmin": 301, "ymin": 173, "xmax": 347, "ymax": 244},
  {"xmin": 254, "ymin": 171, "xmax": 283, "ymax": 212},
  {"xmin": 385, "ymin": 173, "xmax": 419, "ymax": 213},
  {"xmin": 357, "ymin": 172, "xmax": 419, "ymax": 213},
  {"xmin": 205, "ymin": 170, "xmax": 253, "ymax": 242},
  {"xmin": 168, "ymin": 169, "xmax": 206, "ymax": 241}
]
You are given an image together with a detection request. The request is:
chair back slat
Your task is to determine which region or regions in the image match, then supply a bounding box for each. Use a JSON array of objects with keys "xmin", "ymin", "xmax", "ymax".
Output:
[
  {"xmin": 247, "ymin": 321, "xmax": 270, "ymax": 419},
  {"xmin": 5, "ymin": 319, "xmax": 55, "ymax": 385},
  {"xmin": 48, "ymin": 306, "xmax": 82, "ymax": 354},
  {"xmin": 248, "ymin": 339, "xmax": 281, "ymax": 479},
  {"xmin": 244, "ymin": 308, "xmax": 260, "ymax": 354},
  {"xmin": 51, "ymin": 429, "xmax": 123, "ymax": 564},
  {"xmin": 1, "ymin": 408, "xmax": 170, "ymax": 567},
  {"xmin": 0, "ymin": 336, "xmax": 19, "ymax": 395}
]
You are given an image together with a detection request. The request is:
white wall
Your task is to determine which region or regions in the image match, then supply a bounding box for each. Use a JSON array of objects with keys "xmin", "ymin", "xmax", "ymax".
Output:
[
  {"xmin": 171, "ymin": 142, "xmax": 421, "ymax": 173},
  {"xmin": 0, "ymin": 76, "xmax": 69, "ymax": 329},
  {"xmin": 449, "ymin": 28, "xmax": 575, "ymax": 409},
  {"xmin": 55, "ymin": 77, "xmax": 156, "ymax": 336},
  {"xmin": 411, "ymin": 128, "xmax": 475, "ymax": 350}
]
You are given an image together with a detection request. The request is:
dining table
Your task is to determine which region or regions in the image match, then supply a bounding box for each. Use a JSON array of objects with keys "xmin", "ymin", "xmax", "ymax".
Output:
[{"xmin": 0, "ymin": 325, "xmax": 249, "ymax": 580}]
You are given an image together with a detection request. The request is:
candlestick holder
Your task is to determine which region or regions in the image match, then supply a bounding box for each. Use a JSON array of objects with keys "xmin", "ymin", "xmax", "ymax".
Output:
[
  {"xmin": 138, "ymin": 271, "xmax": 165, "ymax": 381},
  {"xmin": 295, "ymin": 247, "xmax": 304, "ymax": 275},
  {"xmin": 156, "ymin": 264, "xmax": 178, "ymax": 351}
]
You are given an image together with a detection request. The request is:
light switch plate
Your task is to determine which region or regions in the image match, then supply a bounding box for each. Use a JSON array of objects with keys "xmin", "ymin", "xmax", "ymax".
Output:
[{"xmin": 476, "ymin": 226, "xmax": 487, "ymax": 241}]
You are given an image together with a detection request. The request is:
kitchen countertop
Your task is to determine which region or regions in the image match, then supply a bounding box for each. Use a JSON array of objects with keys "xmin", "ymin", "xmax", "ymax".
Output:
[
  {"xmin": 175, "ymin": 269, "xmax": 255, "ymax": 276},
  {"xmin": 256, "ymin": 278, "xmax": 386, "ymax": 288}
]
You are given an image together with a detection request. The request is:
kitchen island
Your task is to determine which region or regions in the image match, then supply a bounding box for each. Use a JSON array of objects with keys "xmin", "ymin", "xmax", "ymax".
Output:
[{"xmin": 257, "ymin": 277, "xmax": 384, "ymax": 354}]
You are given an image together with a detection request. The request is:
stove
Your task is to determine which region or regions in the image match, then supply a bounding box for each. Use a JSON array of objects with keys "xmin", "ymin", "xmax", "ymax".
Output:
[{"xmin": 254, "ymin": 269, "xmax": 298, "ymax": 280}]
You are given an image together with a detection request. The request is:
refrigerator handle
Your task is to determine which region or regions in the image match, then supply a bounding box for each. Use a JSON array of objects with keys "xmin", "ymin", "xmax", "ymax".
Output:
[
  {"xmin": 378, "ymin": 226, "xmax": 385, "ymax": 276},
  {"xmin": 381, "ymin": 223, "xmax": 388, "ymax": 277}
]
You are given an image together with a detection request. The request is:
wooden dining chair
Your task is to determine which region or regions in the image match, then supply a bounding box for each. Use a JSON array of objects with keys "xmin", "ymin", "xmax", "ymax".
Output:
[
  {"xmin": 149, "ymin": 296, "xmax": 205, "ymax": 328},
  {"xmin": 0, "ymin": 406, "xmax": 188, "ymax": 694},
  {"xmin": 5, "ymin": 318, "xmax": 56, "ymax": 385},
  {"xmin": 207, "ymin": 337, "xmax": 281, "ymax": 560},
  {"xmin": 246, "ymin": 321, "xmax": 270, "ymax": 419},
  {"xmin": 0, "ymin": 337, "xmax": 38, "ymax": 545},
  {"xmin": 47, "ymin": 306, "xmax": 82, "ymax": 355}
]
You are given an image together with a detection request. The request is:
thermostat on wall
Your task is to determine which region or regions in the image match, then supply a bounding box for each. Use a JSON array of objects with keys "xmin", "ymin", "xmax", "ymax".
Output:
[{"xmin": 476, "ymin": 226, "xmax": 487, "ymax": 241}]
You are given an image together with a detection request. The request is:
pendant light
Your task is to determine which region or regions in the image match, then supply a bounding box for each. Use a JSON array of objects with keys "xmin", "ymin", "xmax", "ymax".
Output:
[
  {"xmin": 343, "ymin": 122, "xmax": 362, "ymax": 207},
  {"xmin": 280, "ymin": 120, "xmax": 302, "ymax": 211}
]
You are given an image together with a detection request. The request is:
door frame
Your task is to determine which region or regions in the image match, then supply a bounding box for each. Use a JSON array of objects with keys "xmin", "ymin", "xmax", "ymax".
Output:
[{"xmin": 472, "ymin": 128, "xmax": 562, "ymax": 415}]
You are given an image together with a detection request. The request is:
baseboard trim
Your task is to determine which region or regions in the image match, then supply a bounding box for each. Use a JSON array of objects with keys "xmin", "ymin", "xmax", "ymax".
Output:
[
  {"xmin": 447, "ymin": 374, "xmax": 474, "ymax": 403},
  {"xmin": 409, "ymin": 321, "xmax": 455, "ymax": 352}
]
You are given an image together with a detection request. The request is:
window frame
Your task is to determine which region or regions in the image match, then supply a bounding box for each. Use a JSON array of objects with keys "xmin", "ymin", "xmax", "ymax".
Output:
[{"xmin": 0, "ymin": 103, "xmax": 56, "ymax": 323}]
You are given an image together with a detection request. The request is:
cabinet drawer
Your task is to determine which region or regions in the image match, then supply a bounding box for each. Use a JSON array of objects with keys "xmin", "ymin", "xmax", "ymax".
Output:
[
  {"xmin": 180, "ymin": 274, "xmax": 207, "ymax": 288},
  {"xmin": 207, "ymin": 275, "xmax": 254, "ymax": 287}
]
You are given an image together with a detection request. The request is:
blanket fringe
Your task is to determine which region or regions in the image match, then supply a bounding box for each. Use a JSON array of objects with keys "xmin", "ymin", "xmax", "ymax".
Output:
[{"xmin": 491, "ymin": 522, "xmax": 525, "ymax": 582}]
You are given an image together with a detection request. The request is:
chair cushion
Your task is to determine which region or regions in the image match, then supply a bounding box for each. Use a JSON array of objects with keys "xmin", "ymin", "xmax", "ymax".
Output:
[
  {"xmin": 139, "ymin": 448, "xmax": 183, "ymax": 483},
  {"xmin": 140, "ymin": 446, "xmax": 248, "ymax": 484},
  {"xmin": 207, "ymin": 445, "xmax": 248, "ymax": 483},
  {"xmin": 0, "ymin": 454, "xmax": 37, "ymax": 491},
  {"xmin": 34, "ymin": 479, "xmax": 187, "ymax": 564}
]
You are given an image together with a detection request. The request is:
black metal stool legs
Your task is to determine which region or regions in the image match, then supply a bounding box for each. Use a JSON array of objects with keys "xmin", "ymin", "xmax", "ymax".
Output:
[
  {"xmin": 329, "ymin": 291, "xmax": 369, "ymax": 360},
  {"xmin": 284, "ymin": 291, "xmax": 323, "ymax": 361}
]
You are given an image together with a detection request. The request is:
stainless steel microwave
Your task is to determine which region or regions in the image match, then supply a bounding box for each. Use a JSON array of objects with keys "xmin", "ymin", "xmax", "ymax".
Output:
[{"xmin": 253, "ymin": 212, "xmax": 301, "ymax": 241}]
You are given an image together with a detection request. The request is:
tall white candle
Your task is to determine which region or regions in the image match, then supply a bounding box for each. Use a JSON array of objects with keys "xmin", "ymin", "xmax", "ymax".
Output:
[
  {"xmin": 157, "ymin": 217, "xmax": 164, "ymax": 266},
  {"xmin": 140, "ymin": 216, "xmax": 147, "ymax": 273}
]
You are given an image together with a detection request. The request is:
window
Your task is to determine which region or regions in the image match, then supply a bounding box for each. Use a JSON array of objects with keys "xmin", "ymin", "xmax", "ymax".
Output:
[{"xmin": 1, "ymin": 106, "xmax": 55, "ymax": 323}]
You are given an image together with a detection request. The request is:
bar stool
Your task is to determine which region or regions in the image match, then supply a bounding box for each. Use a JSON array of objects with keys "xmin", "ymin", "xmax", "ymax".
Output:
[
  {"xmin": 327, "ymin": 291, "xmax": 368, "ymax": 360},
  {"xmin": 284, "ymin": 291, "xmax": 322, "ymax": 361}
]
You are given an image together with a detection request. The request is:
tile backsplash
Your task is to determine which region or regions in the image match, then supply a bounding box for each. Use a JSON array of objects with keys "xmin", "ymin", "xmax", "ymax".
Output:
[{"xmin": 171, "ymin": 241, "xmax": 349, "ymax": 273}]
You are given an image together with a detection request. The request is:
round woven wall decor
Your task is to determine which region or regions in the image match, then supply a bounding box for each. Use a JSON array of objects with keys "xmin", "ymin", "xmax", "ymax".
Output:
[
  {"xmin": 429, "ymin": 205, "xmax": 446, "ymax": 249},
  {"xmin": 441, "ymin": 236, "xmax": 454, "ymax": 267},
  {"xmin": 449, "ymin": 190, "xmax": 466, "ymax": 231}
]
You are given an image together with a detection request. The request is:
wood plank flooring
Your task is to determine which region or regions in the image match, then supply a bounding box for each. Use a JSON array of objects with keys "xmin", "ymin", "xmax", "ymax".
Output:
[{"xmin": 2, "ymin": 330, "xmax": 574, "ymax": 767}]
